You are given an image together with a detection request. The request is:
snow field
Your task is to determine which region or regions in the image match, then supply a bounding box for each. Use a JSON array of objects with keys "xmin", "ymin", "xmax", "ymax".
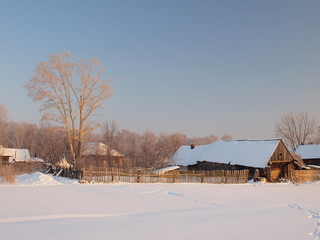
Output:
[{"xmin": 0, "ymin": 172, "xmax": 319, "ymax": 240}]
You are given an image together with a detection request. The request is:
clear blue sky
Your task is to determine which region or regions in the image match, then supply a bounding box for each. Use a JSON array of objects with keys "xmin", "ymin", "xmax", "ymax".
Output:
[{"xmin": 0, "ymin": 0, "xmax": 320, "ymax": 139}]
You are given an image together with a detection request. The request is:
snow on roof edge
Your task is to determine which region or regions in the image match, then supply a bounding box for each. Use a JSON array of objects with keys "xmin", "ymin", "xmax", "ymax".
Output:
[{"xmin": 172, "ymin": 139, "xmax": 282, "ymax": 168}]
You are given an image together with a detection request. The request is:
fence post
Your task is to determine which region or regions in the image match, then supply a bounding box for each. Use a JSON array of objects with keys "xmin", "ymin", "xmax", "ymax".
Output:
[
  {"xmin": 79, "ymin": 169, "xmax": 83, "ymax": 180},
  {"xmin": 111, "ymin": 168, "xmax": 114, "ymax": 183},
  {"xmin": 137, "ymin": 170, "xmax": 140, "ymax": 183},
  {"xmin": 201, "ymin": 171, "xmax": 204, "ymax": 183}
]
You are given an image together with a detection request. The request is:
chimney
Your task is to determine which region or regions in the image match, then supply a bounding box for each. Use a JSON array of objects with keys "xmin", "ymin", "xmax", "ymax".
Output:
[{"xmin": 191, "ymin": 144, "xmax": 195, "ymax": 149}]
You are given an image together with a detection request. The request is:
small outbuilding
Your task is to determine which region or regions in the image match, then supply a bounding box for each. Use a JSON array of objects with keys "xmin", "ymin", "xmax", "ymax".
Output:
[
  {"xmin": 295, "ymin": 144, "xmax": 320, "ymax": 166},
  {"xmin": 0, "ymin": 147, "xmax": 43, "ymax": 165},
  {"xmin": 81, "ymin": 142, "xmax": 127, "ymax": 168},
  {"xmin": 172, "ymin": 139, "xmax": 296, "ymax": 182}
]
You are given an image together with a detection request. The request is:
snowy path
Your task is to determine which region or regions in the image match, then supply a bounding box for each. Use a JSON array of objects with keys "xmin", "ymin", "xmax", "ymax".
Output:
[{"xmin": 0, "ymin": 172, "xmax": 319, "ymax": 240}]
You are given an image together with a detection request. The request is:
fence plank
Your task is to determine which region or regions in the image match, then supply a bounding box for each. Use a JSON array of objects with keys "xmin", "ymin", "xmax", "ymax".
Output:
[
  {"xmin": 82, "ymin": 168, "xmax": 249, "ymax": 184},
  {"xmin": 293, "ymin": 170, "xmax": 320, "ymax": 183}
]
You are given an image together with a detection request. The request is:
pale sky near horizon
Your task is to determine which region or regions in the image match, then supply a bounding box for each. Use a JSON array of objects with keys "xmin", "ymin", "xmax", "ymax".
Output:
[{"xmin": 0, "ymin": 0, "xmax": 320, "ymax": 140}]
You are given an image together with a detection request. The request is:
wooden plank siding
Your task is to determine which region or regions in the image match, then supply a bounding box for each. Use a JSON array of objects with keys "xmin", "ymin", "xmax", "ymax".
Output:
[
  {"xmin": 268, "ymin": 140, "xmax": 295, "ymax": 182},
  {"xmin": 303, "ymin": 159, "xmax": 320, "ymax": 166},
  {"xmin": 293, "ymin": 170, "xmax": 320, "ymax": 183},
  {"xmin": 269, "ymin": 140, "xmax": 294, "ymax": 163}
]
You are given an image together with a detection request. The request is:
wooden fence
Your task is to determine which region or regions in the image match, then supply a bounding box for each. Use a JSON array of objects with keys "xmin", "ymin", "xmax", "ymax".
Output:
[
  {"xmin": 47, "ymin": 166, "xmax": 83, "ymax": 180},
  {"xmin": 82, "ymin": 168, "xmax": 249, "ymax": 184},
  {"xmin": 293, "ymin": 170, "xmax": 320, "ymax": 183}
]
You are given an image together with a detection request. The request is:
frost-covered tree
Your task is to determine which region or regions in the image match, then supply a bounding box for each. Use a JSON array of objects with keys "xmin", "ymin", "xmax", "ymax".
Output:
[
  {"xmin": 26, "ymin": 52, "xmax": 112, "ymax": 165},
  {"xmin": 275, "ymin": 111, "xmax": 317, "ymax": 150}
]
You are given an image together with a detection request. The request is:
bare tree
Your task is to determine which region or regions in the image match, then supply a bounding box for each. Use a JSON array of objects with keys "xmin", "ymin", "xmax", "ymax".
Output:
[
  {"xmin": 36, "ymin": 125, "xmax": 69, "ymax": 164},
  {"xmin": 102, "ymin": 120, "xmax": 119, "ymax": 165},
  {"xmin": 275, "ymin": 111, "xmax": 317, "ymax": 150},
  {"xmin": 102, "ymin": 120, "xmax": 119, "ymax": 150},
  {"xmin": 7, "ymin": 122, "xmax": 28, "ymax": 149},
  {"xmin": 168, "ymin": 133, "xmax": 188, "ymax": 151},
  {"xmin": 115, "ymin": 129, "xmax": 140, "ymax": 167},
  {"xmin": 26, "ymin": 52, "xmax": 112, "ymax": 165},
  {"xmin": 138, "ymin": 131, "xmax": 158, "ymax": 168},
  {"xmin": 6, "ymin": 122, "xmax": 39, "ymax": 155},
  {"xmin": 155, "ymin": 133, "xmax": 188, "ymax": 168},
  {"xmin": 221, "ymin": 134, "xmax": 233, "ymax": 140},
  {"xmin": 0, "ymin": 103, "xmax": 8, "ymax": 146},
  {"xmin": 203, "ymin": 134, "xmax": 219, "ymax": 144},
  {"xmin": 188, "ymin": 134, "xmax": 218, "ymax": 146}
]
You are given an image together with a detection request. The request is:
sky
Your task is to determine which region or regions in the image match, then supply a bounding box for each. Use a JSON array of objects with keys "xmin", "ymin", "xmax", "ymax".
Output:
[{"xmin": 0, "ymin": 0, "xmax": 320, "ymax": 139}]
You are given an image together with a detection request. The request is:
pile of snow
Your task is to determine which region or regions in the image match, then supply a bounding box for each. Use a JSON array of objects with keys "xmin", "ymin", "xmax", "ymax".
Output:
[{"xmin": 15, "ymin": 172, "xmax": 79, "ymax": 185}]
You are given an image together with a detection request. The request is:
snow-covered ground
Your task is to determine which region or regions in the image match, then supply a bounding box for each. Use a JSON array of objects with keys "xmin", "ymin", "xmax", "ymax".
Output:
[{"xmin": 1, "ymin": 172, "xmax": 320, "ymax": 240}]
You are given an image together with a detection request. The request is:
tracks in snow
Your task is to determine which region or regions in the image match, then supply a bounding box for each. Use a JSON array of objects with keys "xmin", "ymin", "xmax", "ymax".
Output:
[
  {"xmin": 288, "ymin": 204, "xmax": 320, "ymax": 240},
  {"xmin": 140, "ymin": 189, "xmax": 220, "ymax": 207}
]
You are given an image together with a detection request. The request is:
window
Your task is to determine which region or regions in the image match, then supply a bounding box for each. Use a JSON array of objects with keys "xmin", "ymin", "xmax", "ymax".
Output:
[{"xmin": 278, "ymin": 152, "xmax": 283, "ymax": 160}]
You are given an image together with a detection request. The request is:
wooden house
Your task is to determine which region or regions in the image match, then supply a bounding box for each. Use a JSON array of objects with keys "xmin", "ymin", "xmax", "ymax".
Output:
[
  {"xmin": 81, "ymin": 142, "xmax": 128, "ymax": 168},
  {"xmin": 295, "ymin": 144, "xmax": 320, "ymax": 166},
  {"xmin": 172, "ymin": 139, "xmax": 296, "ymax": 182}
]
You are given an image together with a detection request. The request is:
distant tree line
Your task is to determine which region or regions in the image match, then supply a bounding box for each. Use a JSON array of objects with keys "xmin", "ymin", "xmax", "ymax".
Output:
[
  {"xmin": 3, "ymin": 103, "xmax": 320, "ymax": 168},
  {"xmin": 0, "ymin": 102, "xmax": 231, "ymax": 168},
  {"xmin": 99, "ymin": 120, "xmax": 226, "ymax": 169}
]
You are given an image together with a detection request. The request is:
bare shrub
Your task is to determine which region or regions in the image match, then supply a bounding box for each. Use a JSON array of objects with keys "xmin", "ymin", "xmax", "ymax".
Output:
[
  {"xmin": 56, "ymin": 157, "xmax": 71, "ymax": 169},
  {"xmin": 291, "ymin": 152, "xmax": 306, "ymax": 167},
  {"xmin": 13, "ymin": 163, "xmax": 45, "ymax": 175},
  {"xmin": 0, "ymin": 166, "xmax": 16, "ymax": 183}
]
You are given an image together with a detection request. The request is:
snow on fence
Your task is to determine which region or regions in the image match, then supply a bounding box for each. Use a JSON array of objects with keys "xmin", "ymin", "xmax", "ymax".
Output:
[
  {"xmin": 82, "ymin": 168, "xmax": 249, "ymax": 184},
  {"xmin": 293, "ymin": 170, "xmax": 320, "ymax": 183}
]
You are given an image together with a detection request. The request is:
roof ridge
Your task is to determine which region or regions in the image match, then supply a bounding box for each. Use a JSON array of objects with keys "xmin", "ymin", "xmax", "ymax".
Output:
[{"xmin": 223, "ymin": 138, "xmax": 281, "ymax": 142}]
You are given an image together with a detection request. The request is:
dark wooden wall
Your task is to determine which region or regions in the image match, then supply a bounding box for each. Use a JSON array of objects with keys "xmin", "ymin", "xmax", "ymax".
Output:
[{"xmin": 303, "ymin": 159, "xmax": 320, "ymax": 166}]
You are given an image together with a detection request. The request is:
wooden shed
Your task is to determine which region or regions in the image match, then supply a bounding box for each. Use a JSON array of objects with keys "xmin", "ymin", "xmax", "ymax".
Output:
[
  {"xmin": 295, "ymin": 144, "xmax": 320, "ymax": 166},
  {"xmin": 172, "ymin": 139, "xmax": 295, "ymax": 182}
]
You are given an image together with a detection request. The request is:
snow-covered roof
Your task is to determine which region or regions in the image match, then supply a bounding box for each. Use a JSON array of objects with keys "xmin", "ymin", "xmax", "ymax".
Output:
[
  {"xmin": 0, "ymin": 148, "xmax": 31, "ymax": 162},
  {"xmin": 172, "ymin": 139, "xmax": 281, "ymax": 168},
  {"xmin": 83, "ymin": 142, "xmax": 123, "ymax": 157},
  {"xmin": 306, "ymin": 165, "xmax": 320, "ymax": 169},
  {"xmin": 154, "ymin": 166, "xmax": 180, "ymax": 175},
  {"xmin": 295, "ymin": 144, "xmax": 320, "ymax": 159}
]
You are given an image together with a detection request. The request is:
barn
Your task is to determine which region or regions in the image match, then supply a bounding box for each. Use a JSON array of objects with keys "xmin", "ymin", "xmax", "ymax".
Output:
[
  {"xmin": 172, "ymin": 139, "xmax": 296, "ymax": 182},
  {"xmin": 295, "ymin": 144, "xmax": 320, "ymax": 167}
]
